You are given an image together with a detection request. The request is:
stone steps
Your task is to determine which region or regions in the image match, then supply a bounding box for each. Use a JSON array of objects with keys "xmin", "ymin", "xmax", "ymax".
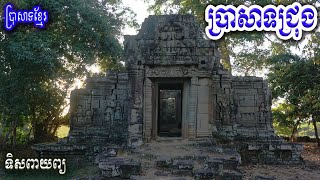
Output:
[
  {"xmin": 131, "ymin": 175, "xmax": 193, "ymax": 180},
  {"xmin": 154, "ymin": 155, "xmax": 241, "ymax": 179},
  {"xmin": 99, "ymin": 157, "xmax": 141, "ymax": 178},
  {"xmin": 193, "ymin": 169, "xmax": 242, "ymax": 180},
  {"xmin": 97, "ymin": 141, "xmax": 243, "ymax": 179},
  {"xmin": 130, "ymin": 170, "xmax": 242, "ymax": 180},
  {"xmin": 101, "ymin": 156, "xmax": 241, "ymax": 179}
]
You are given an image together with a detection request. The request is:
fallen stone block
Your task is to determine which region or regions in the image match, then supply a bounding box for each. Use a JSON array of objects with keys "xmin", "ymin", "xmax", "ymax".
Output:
[
  {"xmin": 154, "ymin": 170, "xmax": 170, "ymax": 176},
  {"xmin": 171, "ymin": 169, "xmax": 193, "ymax": 177},
  {"xmin": 220, "ymin": 170, "xmax": 243, "ymax": 180},
  {"xmin": 156, "ymin": 156, "xmax": 172, "ymax": 168},
  {"xmin": 255, "ymin": 175, "xmax": 276, "ymax": 180},
  {"xmin": 172, "ymin": 159, "xmax": 194, "ymax": 170},
  {"xmin": 223, "ymin": 159, "xmax": 240, "ymax": 170},
  {"xmin": 130, "ymin": 176, "xmax": 193, "ymax": 180},
  {"xmin": 99, "ymin": 157, "xmax": 141, "ymax": 178},
  {"xmin": 193, "ymin": 169, "xmax": 216, "ymax": 180},
  {"xmin": 204, "ymin": 159, "xmax": 223, "ymax": 171}
]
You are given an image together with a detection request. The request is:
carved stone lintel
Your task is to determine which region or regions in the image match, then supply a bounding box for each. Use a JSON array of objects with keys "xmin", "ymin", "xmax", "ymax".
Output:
[{"xmin": 145, "ymin": 66, "xmax": 210, "ymax": 78}]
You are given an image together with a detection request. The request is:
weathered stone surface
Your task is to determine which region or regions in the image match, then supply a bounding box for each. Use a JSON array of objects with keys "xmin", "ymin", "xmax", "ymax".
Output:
[
  {"xmin": 223, "ymin": 159, "xmax": 240, "ymax": 170},
  {"xmin": 204, "ymin": 159, "xmax": 223, "ymax": 171},
  {"xmin": 65, "ymin": 72, "xmax": 129, "ymax": 146},
  {"xmin": 220, "ymin": 170, "xmax": 243, "ymax": 180},
  {"xmin": 171, "ymin": 170, "xmax": 193, "ymax": 177},
  {"xmin": 172, "ymin": 160, "xmax": 194, "ymax": 170},
  {"xmin": 130, "ymin": 176, "xmax": 193, "ymax": 180},
  {"xmin": 156, "ymin": 156, "xmax": 172, "ymax": 168},
  {"xmin": 239, "ymin": 142, "xmax": 303, "ymax": 164},
  {"xmin": 99, "ymin": 157, "xmax": 141, "ymax": 178},
  {"xmin": 193, "ymin": 169, "xmax": 216, "ymax": 179},
  {"xmin": 255, "ymin": 175, "xmax": 276, "ymax": 180},
  {"xmin": 154, "ymin": 171, "xmax": 170, "ymax": 176}
]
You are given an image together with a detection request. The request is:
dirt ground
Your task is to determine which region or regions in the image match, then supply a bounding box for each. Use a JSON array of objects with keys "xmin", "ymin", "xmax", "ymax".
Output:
[
  {"xmin": 240, "ymin": 143, "xmax": 320, "ymax": 180},
  {"xmin": 1, "ymin": 142, "xmax": 319, "ymax": 179}
]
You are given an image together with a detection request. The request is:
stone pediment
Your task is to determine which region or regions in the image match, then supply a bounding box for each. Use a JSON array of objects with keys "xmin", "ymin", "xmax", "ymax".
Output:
[
  {"xmin": 136, "ymin": 15, "xmax": 200, "ymax": 40},
  {"xmin": 124, "ymin": 15, "xmax": 219, "ymax": 68}
]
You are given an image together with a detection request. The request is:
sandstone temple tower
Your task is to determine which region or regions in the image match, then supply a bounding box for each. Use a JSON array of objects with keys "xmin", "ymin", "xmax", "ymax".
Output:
[
  {"xmin": 123, "ymin": 14, "xmax": 274, "ymax": 145},
  {"xmin": 34, "ymin": 15, "xmax": 303, "ymax": 171}
]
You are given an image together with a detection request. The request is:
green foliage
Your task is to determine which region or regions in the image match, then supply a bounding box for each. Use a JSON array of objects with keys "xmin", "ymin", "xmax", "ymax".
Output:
[
  {"xmin": 269, "ymin": 59, "xmax": 320, "ymax": 104},
  {"xmin": 272, "ymin": 103, "xmax": 302, "ymax": 138},
  {"xmin": 0, "ymin": 0, "xmax": 135, "ymax": 145},
  {"xmin": 269, "ymin": 57, "xmax": 320, "ymax": 142}
]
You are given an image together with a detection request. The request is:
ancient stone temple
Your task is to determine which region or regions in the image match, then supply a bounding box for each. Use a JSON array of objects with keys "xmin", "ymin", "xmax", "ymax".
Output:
[{"xmin": 34, "ymin": 15, "xmax": 303, "ymax": 179}]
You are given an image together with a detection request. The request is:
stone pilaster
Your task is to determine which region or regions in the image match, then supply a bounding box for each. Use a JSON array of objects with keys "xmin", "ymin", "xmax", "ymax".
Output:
[
  {"xmin": 143, "ymin": 78, "xmax": 152, "ymax": 141},
  {"xmin": 127, "ymin": 66, "xmax": 144, "ymax": 147},
  {"xmin": 188, "ymin": 76, "xmax": 198, "ymax": 139}
]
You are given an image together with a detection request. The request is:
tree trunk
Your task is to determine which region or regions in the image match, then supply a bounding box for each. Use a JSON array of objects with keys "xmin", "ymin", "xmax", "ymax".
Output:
[
  {"xmin": 33, "ymin": 122, "xmax": 43, "ymax": 143},
  {"xmin": 219, "ymin": 37, "xmax": 232, "ymax": 73},
  {"xmin": 52, "ymin": 123, "xmax": 60, "ymax": 136},
  {"xmin": 2, "ymin": 120, "xmax": 14, "ymax": 148},
  {"xmin": 290, "ymin": 121, "xmax": 300, "ymax": 142},
  {"xmin": 312, "ymin": 116, "xmax": 320, "ymax": 147},
  {"xmin": 0, "ymin": 111, "xmax": 4, "ymax": 138},
  {"xmin": 12, "ymin": 123, "xmax": 17, "ymax": 147}
]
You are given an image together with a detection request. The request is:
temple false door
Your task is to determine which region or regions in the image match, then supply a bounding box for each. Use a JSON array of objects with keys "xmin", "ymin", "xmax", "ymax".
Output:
[{"xmin": 196, "ymin": 78, "xmax": 211, "ymax": 137}]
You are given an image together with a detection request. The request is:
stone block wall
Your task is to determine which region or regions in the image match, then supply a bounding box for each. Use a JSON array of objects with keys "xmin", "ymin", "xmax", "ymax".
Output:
[
  {"xmin": 211, "ymin": 75, "xmax": 303, "ymax": 165},
  {"xmin": 231, "ymin": 76, "xmax": 272, "ymax": 129},
  {"xmin": 68, "ymin": 73, "xmax": 129, "ymax": 145},
  {"xmin": 212, "ymin": 72, "xmax": 233, "ymax": 128},
  {"xmin": 212, "ymin": 74, "xmax": 274, "ymax": 140},
  {"xmin": 240, "ymin": 142, "xmax": 304, "ymax": 164}
]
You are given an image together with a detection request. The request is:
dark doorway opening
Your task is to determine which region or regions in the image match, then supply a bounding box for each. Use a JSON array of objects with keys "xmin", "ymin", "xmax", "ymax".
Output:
[{"xmin": 158, "ymin": 83, "xmax": 183, "ymax": 137}]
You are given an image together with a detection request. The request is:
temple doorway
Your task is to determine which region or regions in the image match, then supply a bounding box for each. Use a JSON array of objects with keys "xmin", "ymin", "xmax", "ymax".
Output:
[{"xmin": 158, "ymin": 83, "xmax": 183, "ymax": 137}]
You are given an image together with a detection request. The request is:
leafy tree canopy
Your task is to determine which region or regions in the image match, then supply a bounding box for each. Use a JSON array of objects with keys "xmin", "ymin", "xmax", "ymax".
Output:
[
  {"xmin": 269, "ymin": 56, "xmax": 320, "ymax": 145},
  {"xmin": 0, "ymin": 0, "xmax": 136, "ymax": 145}
]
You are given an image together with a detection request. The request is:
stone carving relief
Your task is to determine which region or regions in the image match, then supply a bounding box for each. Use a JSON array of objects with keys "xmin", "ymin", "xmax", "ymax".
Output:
[
  {"xmin": 104, "ymin": 106, "xmax": 114, "ymax": 124},
  {"xmin": 229, "ymin": 97, "xmax": 239, "ymax": 123},
  {"xmin": 217, "ymin": 101, "xmax": 227, "ymax": 125},
  {"xmin": 157, "ymin": 23, "xmax": 185, "ymax": 56},
  {"xmin": 85, "ymin": 109, "xmax": 92, "ymax": 124},
  {"xmin": 71, "ymin": 76, "xmax": 128, "ymax": 128},
  {"xmin": 259, "ymin": 102, "xmax": 267, "ymax": 123},
  {"xmin": 114, "ymin": 101, "xmax": 123, "ymax": 121},
  {"xmin": 124, "ymin": 15, "xmax": 219, "ymax": 70},
  {"xmin": 144, "ymin": 22, "xmax": 198, "ymax": 64},
  {"xmin": 145, "ymin": 66, "xmax": 205, "ymax": 77}
]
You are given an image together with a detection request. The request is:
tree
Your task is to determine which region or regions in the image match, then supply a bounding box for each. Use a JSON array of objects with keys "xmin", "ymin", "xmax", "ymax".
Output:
[
  {"xmin": 269, "ymin": 58, "xmax": 320, "ymax": 146},
  {"xmin": 0, "ymin": 0, "xmax": 136, "ymax": 147},
  {"xmin": 272, "ymin": 103, "xmax": 305, "ymax": 142}
]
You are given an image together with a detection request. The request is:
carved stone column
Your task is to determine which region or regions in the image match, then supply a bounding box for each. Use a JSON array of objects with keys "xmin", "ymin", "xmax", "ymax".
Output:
[
  {"xmin": 127, "ymin": 66, "xmax": 144, "ymax": 147},
  {"xmin": 188, "ymin": 76, "xmax": 198, "ymax": 139},
  {"xmin": 143, "ymin": 77, "xmax": 152, "ymax": 141}
]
